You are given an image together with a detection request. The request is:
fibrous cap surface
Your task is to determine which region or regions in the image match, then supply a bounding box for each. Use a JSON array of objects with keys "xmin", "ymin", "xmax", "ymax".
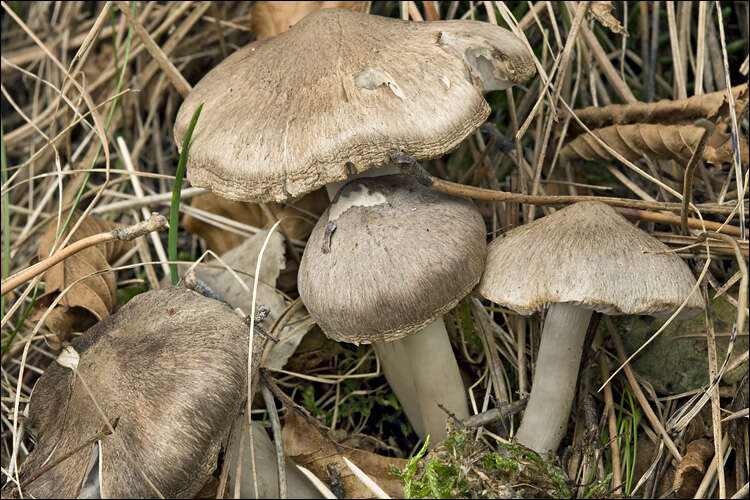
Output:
[
  {"xmin": 299, "ymin": 175, "xmax": 487, "ymax": 343},
  {"xmin": 174, "ymin": 8, "xmax": 535, "ymax": 202},
  {"xmin": 478, "ymin": 201, "xmax": 704, "ymax": 317}
]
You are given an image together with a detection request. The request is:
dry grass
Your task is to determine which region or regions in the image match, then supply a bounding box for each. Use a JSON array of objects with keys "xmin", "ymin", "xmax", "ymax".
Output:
[{"xmin": 1, "ymin": 1, "xmax": 748, "ymax": 498}]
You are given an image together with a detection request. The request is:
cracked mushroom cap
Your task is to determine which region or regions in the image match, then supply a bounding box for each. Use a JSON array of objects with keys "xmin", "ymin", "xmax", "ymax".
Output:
[
  {"xmin": 298, "ymin": 175, "xmax": 487, "ymax": 343},
  {"xmin": 12, "ymin": 287, "xmax": 249, "ymax": 499},
  {"xmin": 174, "ymin": 8, "xmax": 535, "ymax": 202},
  {"xmin": 477, "ymin": 201, "xmax": 704, "ymax": 317}
]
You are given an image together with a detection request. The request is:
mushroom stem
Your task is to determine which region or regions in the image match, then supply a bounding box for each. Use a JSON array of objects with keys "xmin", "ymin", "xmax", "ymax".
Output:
[
  {"xmin": 374, "ymin": 317, "xmax": 468, "ymax": 443},
  {"xmin": 401, "ymin": 317, "xmax": 469, "ymax": 442},
  {"xmin": 514, "ymin": 303, "xmax": 592, "ymax": 455},
  {"xmin": 323, "ymin": 168, "xmax": 469, "ymax": 444}
]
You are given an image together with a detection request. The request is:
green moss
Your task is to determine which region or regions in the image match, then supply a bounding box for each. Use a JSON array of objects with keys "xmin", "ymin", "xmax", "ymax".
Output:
[{"xmin": 394, "ymin": 427, "xmax": 572, "ymax": 498}]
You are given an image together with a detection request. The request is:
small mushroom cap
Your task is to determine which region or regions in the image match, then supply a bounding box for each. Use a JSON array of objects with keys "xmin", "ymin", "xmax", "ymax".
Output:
[
  {"xmin": 174, "ymin": 8, "xmax": 535, "ymax": 202},
  {"xmin": 15, "ymin": 287, "xmax": 249, "ymax": 499},
  {"xmin": 478, "ymin": 201, "xmax": 704, "ymax": 317},
  {"xmin": 298, "ymin": 175, "xmax": 487, "ymax": 343}
]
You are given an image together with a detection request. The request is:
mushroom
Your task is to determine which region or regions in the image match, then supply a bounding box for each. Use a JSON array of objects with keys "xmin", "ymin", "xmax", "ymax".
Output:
[
  {"xmin": 477, "ymin": 201, "xmax": 704, "ymax": 455},
  {"xmin": 173, "ymin": 8, "xmax": 535, "ymax": 203},
  {"xmin": 173, "ymin": 7, "xmax": 535, "ymax": 444},
  {"xmin": 9, "ymin": 287, "xmax": 250, "ymax": 498},
  {"xmin": 298, "ymin": 175, "xmax": 486, "ymax": 442}
]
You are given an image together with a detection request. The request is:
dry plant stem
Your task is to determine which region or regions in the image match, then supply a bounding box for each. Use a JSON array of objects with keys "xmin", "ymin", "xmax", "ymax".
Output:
[
  {"xmin": 616, "ymin": 207, "xmax": 742, "ymax": 237},
  {"xmin": 702, "ymin": 283, "xmax": 725, "ymax": 499},
  {"xmin": 514, "ymin": 303, "xmax": 592, "ymax": 454},
  {"xmin": 681, "ymin": 121, "xmax": 715, "ymax": 235},
  {"xmin": 19, "ymin": 418, "xmax": 118, "ymax": 489},
  {"xmin": 113, "ymin": 1, "xmax": 191, "ymax": 97},
  {"xmin": 598, "ymin": 345, "xmax": 623, "ymax": 492},
  {"xmin": 605, "ymin": 317, "xmax": 682, "ymax": 462},
  {"xmin": 462, "ymin": 399, "xmax": 527, "ymax": 427},
  {"xmin": 0, "ymin": 213, "xmax": 168, "ymax": 295},
  {"xmin": 423, "ymin": 175, "xmax": 739, "ymax": 215},
  {"xmin": 694, "ymin": 434, "xmax": 731, "ymax": 499},
  {"xmin": 261, "ymin": 384, "xmax": 287, "ymax": 499}
]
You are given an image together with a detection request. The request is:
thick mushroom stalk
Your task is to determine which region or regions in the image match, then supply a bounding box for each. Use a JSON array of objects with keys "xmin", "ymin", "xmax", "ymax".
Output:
[
  {"xmin": 328, "ymin": 170, "xmax": 470, "ymax": 442},
  {"xmin": 301, "ymin": 174, "xmax": 480, "ymax": 444},
  {"xmin": 374, "ymin": 316, "xmax": 468, "ymax": 442},
  {"xmin": 514, "ymin": 303, "xmax": 592, "ymax": 454}
]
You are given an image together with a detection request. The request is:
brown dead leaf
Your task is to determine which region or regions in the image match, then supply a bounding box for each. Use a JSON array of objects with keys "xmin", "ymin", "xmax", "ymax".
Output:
[
  {"xmin": 182, "ymin": 189, "xmax": 327, "ymax": 255},
  {"xmin": 562, "ymin": 83, "xmax": 749, "ymax": 166},
  {"xmin": 672, "ymin": 438, "xmax": 714, "ymax": 498},
  {"xmin": 560, "ymin": 122, "xmax": 749, "ymax": 166},
  {"xmin": 283, "ymin": 410, "xmax": 406, "ymax": 498},
  {"xmin": 31, "ymin": 211, "xmax": 133, "ymax": 347},
  {"xmin": 251, "ymin": 1, "xmax": 371, "ymax": 40},
  {"xmin": 566, "ymin": 83, "xmax": 748, "ymax": 138},
  {"xmin": 588, "ymin": 1, "xmax": 629, "ymax": 36}
]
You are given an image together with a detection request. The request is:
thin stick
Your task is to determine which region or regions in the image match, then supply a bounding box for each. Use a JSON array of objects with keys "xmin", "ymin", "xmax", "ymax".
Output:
[
  {"xmin": 594, "ymin": 330, "xmax": 623, "ymax": 493},
  {"xmin": 394, "ymin": 155, "xmax": 740, "ymax": 215},
  {"xmin": 605, "ymin": 317, "xmax": 682, "ymax": 462},
  {"xmin": 1, "ymin": 213, "xmax": 168, "ymax": 295},
  {"xmin": 681, "ymin": 120, "xmax": 715, "ymax": 235},
  {"xmin": 114, "ymin": 1, "xmax": 191, "ymax": 97},
  {"xmin": 19, "ymin": 418, "xmax": 119, "ymax": 489},
  {"xmin": 702, "ymin": 283, "xmax": 725, "ymax": 499},
  {"xmin": 615, "ymin": 207, "xmax": 741, "ymax": 237},
  {"xmin": 462, "ymin": 399, "xmax": 527, "ymax": 427},
  {"xmin": 260, "ymin": 384, "xmax": 287, "ymax": 499}
]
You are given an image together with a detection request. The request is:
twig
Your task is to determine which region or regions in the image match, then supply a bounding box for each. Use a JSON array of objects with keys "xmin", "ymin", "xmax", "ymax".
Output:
[
  {"xmin": 114, "ymin": 1, "xmax": 191, "ymax": 97},
  {"xmin": 616, "ymin": 207, "xmax": 742, "ymax": 237},
  {"xmin": 462, "ymin": 399, "xmax": 528, "ymax": 427},
  {"xmin": 593, "ymin": 330, "xmax": 623, "ymax": 493},
  {"xmin": 1, "ymin": 213, "xmax": 168, "ymax": 295},
  {"xmin": 260, "ymin": 369, "xmax": 343, "ymax": 454},
  {"xmin": 392, "ymin": 153, "xmax": 740, "ymax": 214},
  {"xmin": 19, "ymin": 417, "xmax": 119, "ymax": 489},
  {"xmin": 605, "ymin": 317, "xmax": 682, "ymax": 462},
  {"xmin": 681, "ymin": 120, "xmax": 716, "ymax": 235},
  {"xmin": 261, "ymin": 384, "xmax": 287, "ymax": 499}
]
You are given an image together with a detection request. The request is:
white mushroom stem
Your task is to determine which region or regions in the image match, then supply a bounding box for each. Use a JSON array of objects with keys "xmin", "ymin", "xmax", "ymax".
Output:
[
  {"xmin": 373, "ymin": 317, "xmax": 469, "ymax": 442},
  {"xmin": 514, "ymin": 303, "xmax": 593, "ymax": 455},
  {"xmin": 324, "ymin": 166, "xmax": 469, "ymax": 443}
]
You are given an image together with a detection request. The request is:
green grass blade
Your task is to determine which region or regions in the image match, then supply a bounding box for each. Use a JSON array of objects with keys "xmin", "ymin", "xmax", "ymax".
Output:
[{"xmin": 169, "ymin": 102, "xmax": 204, "ymax": 285}]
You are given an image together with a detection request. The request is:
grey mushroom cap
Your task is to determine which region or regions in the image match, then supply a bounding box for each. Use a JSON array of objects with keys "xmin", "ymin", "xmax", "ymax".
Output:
[
  {"xmin": 478, "ymin": 201, "xmax": 704, "ymax": 317},
  {"xmin": 298, "ymin": 175, "xmax": 487, "ymax": 343},
  {"xmin": 174, "ymin": 8, "xmax": 535, "ymax": 202},
  {"xmin": 14, "ymin": 287, "xmax": 249, "ymax": 499}
]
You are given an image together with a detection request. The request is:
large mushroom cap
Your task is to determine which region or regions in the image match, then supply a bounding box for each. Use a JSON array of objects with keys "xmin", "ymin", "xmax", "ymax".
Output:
[
  {"xmin": 478, "ymin": 201, "xmax": 704, "ymax": 317},
  {"xmin": 174, "ymin": 8, "xmax": 535, "ymax": 202},
  {"xmin": 15, "ymin": 287, "xmax": 249, "ymax": 499},
  {"xmin": 298, "ymin": 175, "xmax": 487, "ymax": 343}
]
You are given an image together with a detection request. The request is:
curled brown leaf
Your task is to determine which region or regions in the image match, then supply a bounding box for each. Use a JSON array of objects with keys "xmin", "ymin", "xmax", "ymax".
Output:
[
  {"xmin": 560, "ymin": 122, "xmax": 749, "ymax": 166},
  {"xmin": 282, "ymin": 410, "xmax": 406, "ymax": 498},
  {"xmin": 566, "ymin": 83, "xmax": 748, "ymax": 138},
  {"xmin": 31, "ymin": 211, "xmax": 134, "ymax": 347}
]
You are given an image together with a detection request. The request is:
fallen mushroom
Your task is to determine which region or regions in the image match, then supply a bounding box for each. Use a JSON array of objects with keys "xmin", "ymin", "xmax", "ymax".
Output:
[
  {"xmin": 478, "ymin": 201, "xmax": 704, "ymax": 455},
  {"xmin": 6, "ymin": 287, "xmax": 252, "ymax": 498},
  {"xmin": 298, "ymin": 175, "xmax": 486, "ymax": 442}
]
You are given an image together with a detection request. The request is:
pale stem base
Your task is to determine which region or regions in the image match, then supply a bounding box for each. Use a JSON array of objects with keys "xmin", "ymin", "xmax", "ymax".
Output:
[
  {"xmin": 375, "ymin": 317, "xmax": 469, "ymax": 443},
  {"xmin": 514, "ymin": 303, "xmax": 592, "ymax": 455}
]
